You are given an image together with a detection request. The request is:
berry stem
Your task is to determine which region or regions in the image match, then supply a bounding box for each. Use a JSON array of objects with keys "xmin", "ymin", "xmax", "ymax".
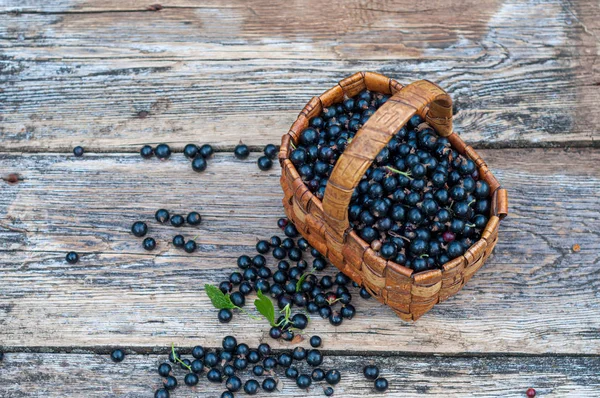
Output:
[
  {"xmin": 384, "ymin": 166, "xmax": 413, "ymax": 180},
  {"xmin": 171, "ymin": 343, "xmax": 192, "ymax": 372}
]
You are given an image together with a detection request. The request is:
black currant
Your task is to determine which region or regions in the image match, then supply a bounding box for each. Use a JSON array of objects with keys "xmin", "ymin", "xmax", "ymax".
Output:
[
  {"xmin": 131, "ymin": 221, "xmax": 148, "ymax": 237},
  {"xmin": 184, "ymin": 373, "xmax": 199, "ymax": 386},
  {"xmin": 244, "ymin": 379, "xmax": 260, "ymax": 395},
  {"xmin": 207, "ymin": 368, "xmax": 222, "ymax": 383},
  {"xmin": 199, "ymin": 144, "xmax": 214, "ymax": 158},
  {"xmin": 65, "ymin": 251, "xmax": 79, "ymax": 264},
  {"xmin": 234, "ymin": 143, "xmax": 250, "ymax": 159},
  {"xmin": 264, "ymin": 144, "xmax": 278, "ymax": 159},
  {"xmin": 155, "ymin": 209, "xmax": 170, "ymax": 223},
  {"xmin": 163, "ymin": 375, "xmax": 177, "ymax": 390},
  {"xmin": 310, "ymin": 335, "xmax": 322, "ymax": 348},
  {"xmin": 262, "ymin": 377, "xmax": 277, "ymax": 392},
  {"xmin": 191, "ymin": 156, "xmax": 207, "ymax": 172},
  {"xmin": 184, "ymin": 240, "xmax": 197, "ymax": 253},
  {"xmin": 140, "ymin": 145, "xmax": 154, "ymax": 159},
  {"xmin": 218, "ymin": 308, "xmax": 233, "ymax": 323},
  {"xmin": 110, "ymin": 349, "xmax": 125, "ymax": 362},
  {"xmin": 374, "ymin": 377, "xmax": 389, "ymax": 392},
  {"xmin": 155, "ymin": 144, "xmax": 171, "ymax": 160},
  {"xmin": 170, "ymin": 215, "xmax": 184, "ymax": 227},
  {"xmin": 154, "ymin": 388, "xmax": 169, "ymax": 398},
  {"xmin": 325, "ymin": 369, "xmax": 341, "ymax": 385},
  {"xmin": 186, "ymin": 211, "xmax": 202, "ymax": 226},
  {"xmin": 73, "ymin": 146, "xmax": 84, "ymax": 157},
  {"xmin": 172, "ymin": 235, "xmax": 185, "ymax": 248},
  {"xmin": 257, "ymin": 156, "xmax": 273, "ymax": 171},
  {"xmin": 296, "ymin": 374, "xmax": 312, "ymax": 389},
  {"xmin": 183, "ymin": 144, "xmax": 199, "ymax": 159},
  {"xmin": 158, "ymin": 363, "xmax": 172, "ymax": 377},
  {"xmin": 363, "ymin": 365, "xmax": 379, "ymax": 380},
  {"xmin": 143, "ymin": 237, "xmax": 156, "ymax": 251},
  {"xmin": 226, "ymin": 375, "xmax": 242, "ymax": 392}
]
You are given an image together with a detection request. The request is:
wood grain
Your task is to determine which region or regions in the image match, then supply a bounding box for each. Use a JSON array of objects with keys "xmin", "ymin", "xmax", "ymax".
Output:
[
  {"xmin": 1, "ymin": 352, "xmax": 599, "ymax": 397},
  {"xmin": 0, "ymin": 0, "xmax": 599, "ymax": 151},
  {"xmin": 1, "ymin": 149, "xmax": 599, "ymax": 354}
]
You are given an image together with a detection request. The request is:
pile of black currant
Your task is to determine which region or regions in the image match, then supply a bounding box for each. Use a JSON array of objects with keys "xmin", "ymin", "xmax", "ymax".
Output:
[
  {"xmin": 130, "ymin": 209, "xmax": 203, "ymax": 253},
  {"xmin": 140, "ymin": 143, "xmax": 214, "ymax": 173},
  {"xmin": 154, "ymin": 335, "xmax": 340, "ymax": 397},
  {"xmin": 212, "ymin": 218, "xmax": 370, "ymax": 336},
  {"xmin": 289, "ymin": 90, "xmax": 491, "ymax": 272}
]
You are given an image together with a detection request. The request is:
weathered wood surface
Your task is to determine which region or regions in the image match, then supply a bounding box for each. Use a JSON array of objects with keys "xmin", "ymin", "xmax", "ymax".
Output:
[
  {"xmin": 1, "ymin": 149, "xmax": 599, "ymax": 354},
  {"xmin": 1, "ymin": 352, "xmax": 599, "ymax": 397},
  {"xmin": 1, "ymin": 0, "xmax": 599, "ymax": 151}
]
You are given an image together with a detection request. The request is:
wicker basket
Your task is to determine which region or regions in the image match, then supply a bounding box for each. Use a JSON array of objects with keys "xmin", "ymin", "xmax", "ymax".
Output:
[{"xmin": 279, "ymin": 72, "xmax": 508, "ymax": 321}]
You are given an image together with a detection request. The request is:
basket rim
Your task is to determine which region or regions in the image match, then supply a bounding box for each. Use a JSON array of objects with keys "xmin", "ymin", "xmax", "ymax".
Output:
[{"xmin": 279, "ymin": 71, "xmax": 506, "ymax": 281}]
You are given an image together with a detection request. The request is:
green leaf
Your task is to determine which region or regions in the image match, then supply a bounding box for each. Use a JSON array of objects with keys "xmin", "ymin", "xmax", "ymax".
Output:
[
  {"xmin": 254, "ymin": 289, "xmax": 276, "ymax": 327},
  {"xmin": 205, "ymin": 284, "xmax": 236, "ymax": 310}
]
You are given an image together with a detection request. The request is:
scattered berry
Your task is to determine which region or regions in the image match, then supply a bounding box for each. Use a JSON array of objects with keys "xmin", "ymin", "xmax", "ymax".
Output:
[
  {"xmin": 131, "ymin": 221, "xmax": 148, "ymax": 237},
  {"xmin": 183, "ymin": 144, "xmax": 199, "ymax": 159},
  {"xmin": 226, "ymin": 375, "xmax": 242, "ymax": 392},
  {"xmin": 262, "ymin": 377, "xmax": 277, "ymax": 392},
  {"xmin": 234, "ymin": 144, "xmax": 250, "ymax": 159},
  {"xmin": 170, "ymin": 215, "xmax": 185, "ymax": 227},
  {"xmin": 244, "ymin": 379, "xmax": 260, "ymax": 395},
  {"xmin": 172, "ymin": 235, "xmax": 185, "ymax": 248},
  {"xmin": 257, "ymin": 156, "xmax": 273, "ymax": 171},
  {"xmin": 264, "ymin": 144, "xmax": 278, "ymax": 159},
  {"xmin": 191, "ymin": 157, "xmax": 208, "ymax": 172},
  {"xmin": 184, "ymin": 372, "xmax": 199, "ymax": 386},
  {"xmin": 140, "ymin": 145, "xmax": 154, "ymax": 159},
  {"xmin": 296, "ymin": 374, "xmax": 312, "ymax": 389},
  {"xmin": 526, "ymin": 388, "xmax": 536, "ymax": 397},
  {"xmin": 73, "ymin": 146, "xmax": 84, "ymax": 157},
  {"xmin": 155, "ymin": 209, "xmax": 170, "ymax": 223},
  {"xmin": 199, "ymin": 144, "xmax": 214, "ymax": 158},
  {"xmin": 154, "ymin": 388, "xmax": 169, "ymax": 398},
  {"xmin": 155, "ymin": 144, "xmax": 171, "ymax": 160},
  {"xmin": 218, "ymin": 308, "xmax": 233, "ymax": 323},
  {"xmin": 158, "ymin": 363, "xmax": 171, "ymax": 377},
  {"xmin": 163, "ymin": 375, "xmax": 177, "ymax": 390},
  {"xmin": 325, "ymin": 369, "xmax": 341, "ymax": 385},
  {"xmin": 110, "ymin": 349, "xmax": 125, "ymax": 362},
  {"xmin": 364, "ymin": 365, "xmax": 379, "ymax": 380},
  {"xmin": 184, "ymin": 240, "xmax": 197, "ymax": 253},
  {"xmin": 324, "ymin": 386, "xmax": 334, "ymax": 396},
  {"xmin": 143, "ymin": 237, "xmax": 156, "ymax": 251},
  {"xmin": 310, "ymin": 335, "xmax": 322, "ymax": 348},
  {"xmin": 187, "ymin": 211, "xmax": 202, "ymax": 226},
  {"xmin": 65, "ymin": 251, "xmax": 79, "ymax": 264},
  {"xmin": 374, "ymin": 377, "xmax": 389, "ymax": 392}
]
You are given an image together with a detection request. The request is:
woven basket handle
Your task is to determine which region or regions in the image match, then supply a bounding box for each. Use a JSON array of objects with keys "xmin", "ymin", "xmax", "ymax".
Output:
[{"xmin": 321, "ymin": 80, "xmax": 453, "ymax": 239}]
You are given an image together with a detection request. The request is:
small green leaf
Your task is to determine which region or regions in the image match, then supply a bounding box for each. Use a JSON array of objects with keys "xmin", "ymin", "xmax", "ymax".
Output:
[
  {"xmin": 254, "ymin": 290, "xmax": 276, "ymax": 327},
  {"xmin": 205, "ymin": 284, "xmax": 236, "ymax": 310}
]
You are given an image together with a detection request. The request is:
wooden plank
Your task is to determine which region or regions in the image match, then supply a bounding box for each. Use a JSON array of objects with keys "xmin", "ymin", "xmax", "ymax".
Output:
[
  {"xmin": 0, "ymin": 0, "xmax": 598, "ymax": 151},
  {"xmin": 1, "ymin": 149, "xmax": 599, "ymax": 354},
  {"xmin": 0, "ymin": 352, "xmax": 599, "ymax": 397}
]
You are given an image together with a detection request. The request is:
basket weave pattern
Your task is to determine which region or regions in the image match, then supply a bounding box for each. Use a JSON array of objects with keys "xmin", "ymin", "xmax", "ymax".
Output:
[{"xmin": 279, "ymin": 72, "xmax": 508, "ymax": 321}]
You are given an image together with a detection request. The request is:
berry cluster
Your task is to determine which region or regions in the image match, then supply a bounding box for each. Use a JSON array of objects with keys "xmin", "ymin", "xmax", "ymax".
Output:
[
  {"xmin": 257, "ymin": 144, "xmax": 278, "ymax": 171},
  {"xmin": 140, "ymin": 143, "xmax": 214, "ymax": 173},
  {"xmin": 129, "ymin": 209, "xmax": 203, "ymax": 253},
  {"xmin": 290, "ymin": 90, "xmax": 491, "ymax": 272},
  {"xmin": 363, "ymin": 365, "xmax": 389, "ymax": 392},
  {"xmin": 154, "ymin": 336, "xmax": 340, "ymax": 397},
  {"xmin": 212, "ymin": 218, "xmax": 366, "ymax": 337}
]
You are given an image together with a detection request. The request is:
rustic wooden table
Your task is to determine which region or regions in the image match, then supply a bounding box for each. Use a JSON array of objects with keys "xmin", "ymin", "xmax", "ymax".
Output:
[{"xmin": 1, "ymin": 0, "xmax": 599, "ymax": 397}]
